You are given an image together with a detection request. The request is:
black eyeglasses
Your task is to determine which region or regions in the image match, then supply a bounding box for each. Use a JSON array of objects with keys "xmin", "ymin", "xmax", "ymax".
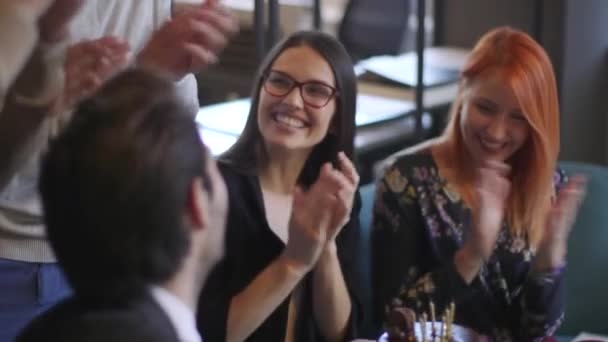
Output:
[{"xmin": 262, "ymin": 70, "xmax": 339, "ymax": 109}]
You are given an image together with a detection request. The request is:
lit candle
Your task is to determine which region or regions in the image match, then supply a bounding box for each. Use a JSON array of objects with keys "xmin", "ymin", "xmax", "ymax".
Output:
[
  {"xmin": 429, "ymin": 302, "xmax": 436, "ymax": 341},
  {"xmin": 422, "ymin": 313, "xmax": 428, "ymax": 342},
  {"xmin": 439, "ymin": 314, "xmax": 446, "ymax": 342},
  {"xmin": 447, "ymin": 302, "xmax": 456, "ymax": 338}
]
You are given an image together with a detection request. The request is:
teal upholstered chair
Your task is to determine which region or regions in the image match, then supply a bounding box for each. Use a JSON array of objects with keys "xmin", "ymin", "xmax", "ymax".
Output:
[
  {"xmin": 557, "ymin": 161, "xmax": 608, "ymax": 336},
  {"xmin": 357, "ymin": 161, "xmax": 608, "ymax": 338},
  {"xmin": 357, "ymin": 182, "xmax": 377, "ymax": 338}
]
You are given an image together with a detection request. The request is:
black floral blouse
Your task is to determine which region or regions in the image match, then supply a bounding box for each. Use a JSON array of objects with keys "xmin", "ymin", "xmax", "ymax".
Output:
[{"xmin": 371, "ymin": 153, "xmax": 566, "ymax": 342}]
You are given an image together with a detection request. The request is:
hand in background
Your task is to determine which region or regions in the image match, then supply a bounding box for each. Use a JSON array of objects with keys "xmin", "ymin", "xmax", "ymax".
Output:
[
  {"xmin": 57, "ymin": 37, "xmax": 130, "ymax": 112},
  {"xmin": 137, "ymin": 0, "xmax": 239, "ymax": 80},
  {"xmin": 533, "ymin": 175, "xmax": 587, "ymax": 271}
]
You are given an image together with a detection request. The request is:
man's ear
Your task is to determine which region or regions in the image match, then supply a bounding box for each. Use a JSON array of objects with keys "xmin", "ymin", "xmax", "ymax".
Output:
[{"xmin": 186, "ymin": 177, "xmax": 208, "ymax": 231}]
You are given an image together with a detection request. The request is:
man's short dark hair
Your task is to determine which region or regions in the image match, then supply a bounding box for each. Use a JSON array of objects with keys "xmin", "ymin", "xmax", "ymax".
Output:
[{"xmin": 39, "ymin": 69, "xmax": 212, "ymax": 301}]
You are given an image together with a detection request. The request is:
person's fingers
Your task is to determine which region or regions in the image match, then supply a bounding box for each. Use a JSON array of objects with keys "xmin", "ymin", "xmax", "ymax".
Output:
[
  {"xmin": 105, "ymin": 53, "xmax": 129, "ymax": 74},
  {"xmin": 98, "ymin": 35, "xmax": 129, "ymax": 46},
  {"xmin": 185, "ymin": 8, "xmax": 239, "ymax": 40},
  {"xmin": 478, "ymin": 167, "xmax": 511, "ymax": 199},
  {"xmin": 65, "ymin": 54, "xmax": 95, "ymax": 76},
  {"xmin": 204, "ymin": 0, "xmax": 221, "ymax": 9},
  {"xmin": 317, "ymin": 193, "xmax": 340, "ymax": 233},
  {"xmin": 66, "ymin": 55, "xmax": 111, "ymax": 88},
  {"xmin": 85, "ymin": 41, "xmax": 130, "ymax": 64},
  {"xmin": 293, "ymin": 186, "xmax": 336, "ymax": 235},
  {"xmin": 183, "ymin": 42, "xmax": 218, "ymax": 69},
  {"xmin": 322, "ymin": 168, "xmax": 353, "ymax": 194},
  {"xmin": 550, "ymin": 175, "xmax": 587, "ymax": 236},
  {"xmin": 79, "ymin": 73, "xmax": 102, "ymax": 94},
  {"xmin": 334, "ymin": 187, "xmax": 354, "ymax": 217},
  {"xmin": 313, "ymin": 163, "xmax": 346, "ymax": 194},
  {"xmin": 329, "ymin": 199, "xmax": 348, "ymax": 233},
  {"xmin": 85, "ymin": 36, "xmax": 128, "ymax": 51},
  {"xmin": 95, "ymin": 50, "xmax": 128, "ymax": 77},
  {"xmin": 554, "ymin": 175, "xmax": 587, "ymax": 211},
  {"xmin": 337, "ymin": 151, "xmax": 360, "ymax": 187},
  {"xmin": 480, "ymin": 160, "xmax": 511, "ymax": 178},
  {"xmin": 62, "ymin": 73, "xmax": 99, "ymax": 108},
  {"xmin": 186, "ymin": 17, "xmax": 230, "ymax": 53},
  {"xmin": 67, "ymin": 38, "xmax": 129, "ymax": 71}
]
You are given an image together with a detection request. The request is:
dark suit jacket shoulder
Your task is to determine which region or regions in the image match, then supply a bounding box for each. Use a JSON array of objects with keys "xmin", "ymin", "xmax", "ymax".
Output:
[{"xmin": 18, "ymin": 293, "xmax": 179, "ymax": 342}]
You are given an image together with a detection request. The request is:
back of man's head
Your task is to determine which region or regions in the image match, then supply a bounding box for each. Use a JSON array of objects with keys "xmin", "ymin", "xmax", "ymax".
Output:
[{"xmin": 39, "ymin": 69, "xmax": 213, "ymax": 301}]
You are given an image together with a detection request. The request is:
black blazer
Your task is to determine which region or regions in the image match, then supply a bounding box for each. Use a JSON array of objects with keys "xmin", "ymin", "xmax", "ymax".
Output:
[
  {"xmin": 197, "ymin": 161, "xmax": 362, "ymax": 342},
  {"xmin": 17, "ymin": 292, "xmax": 179, "ymax": 342}
]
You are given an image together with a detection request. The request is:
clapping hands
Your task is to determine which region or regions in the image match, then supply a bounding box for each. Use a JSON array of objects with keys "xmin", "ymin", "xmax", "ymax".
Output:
[
  {"xmin": 467, "ymin": 160, "xmax": 512, "ymax": 262},
  {"xmin": 455, "ymin": 160, "xmax": 511, "ymax": 283},
  {"xmin": 283, "ymin": 152, "xmax": 359, "ymax": 273},
  {"xmin": 534, "ymin": 175, "xmax": 586, "ymax": 271},
  {"xmin": 456, "ymin": 161, "xmax": 587, "ymax": 282},
  {"xmin": 137, "ymin": 0, "xmax": 239, "ymax": 80},
  {"xmin": 57, "ymin": 37, "xmax": 130, "ymax": 111}
]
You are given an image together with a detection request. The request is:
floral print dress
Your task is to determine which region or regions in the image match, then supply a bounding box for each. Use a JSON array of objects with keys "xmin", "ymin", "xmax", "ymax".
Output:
[{"xmin": 371, "ymin": 153, "xmax": 566, "ymax": 341}]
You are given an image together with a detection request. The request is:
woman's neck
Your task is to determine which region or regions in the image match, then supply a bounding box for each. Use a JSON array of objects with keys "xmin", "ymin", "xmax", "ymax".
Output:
[{"xmin": 259, "ymin": 145, "xmax": 310, "ymax": 194}]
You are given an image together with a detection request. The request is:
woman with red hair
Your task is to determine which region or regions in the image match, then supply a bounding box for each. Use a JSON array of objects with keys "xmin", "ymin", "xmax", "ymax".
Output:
[{"xmin": 372, "ymin": 27, "xmax": 586, "ymax": 340}]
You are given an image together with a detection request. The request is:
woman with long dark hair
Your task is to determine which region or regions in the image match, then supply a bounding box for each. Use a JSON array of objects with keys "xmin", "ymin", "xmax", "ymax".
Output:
[{"xmin": 198, "ymin": 30, "xmax": 361, "ymax": 342}]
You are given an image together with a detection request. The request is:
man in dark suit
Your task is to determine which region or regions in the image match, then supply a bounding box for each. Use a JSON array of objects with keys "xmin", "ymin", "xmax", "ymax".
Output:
[{"xmin": 17, "ymin": 69, "xmax": 228, "ymax": 342}]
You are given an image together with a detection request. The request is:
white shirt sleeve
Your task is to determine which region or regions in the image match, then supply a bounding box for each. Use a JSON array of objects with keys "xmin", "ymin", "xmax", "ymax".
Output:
[{"xmin": 67, "ymin": 0, "xmax": 200, "ymax": 114}]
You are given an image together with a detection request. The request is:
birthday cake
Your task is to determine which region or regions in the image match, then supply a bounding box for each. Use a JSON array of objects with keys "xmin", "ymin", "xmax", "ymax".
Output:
[
  {"xmin": 379, "ymin": 299, "xmax": 489, "ymax": 342},
  {"xmin": 379, "ymin": 324, "xmax": 487, "ymax": 342}
]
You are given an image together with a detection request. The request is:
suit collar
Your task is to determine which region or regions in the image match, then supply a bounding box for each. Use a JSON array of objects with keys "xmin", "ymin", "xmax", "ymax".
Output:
[{"xmin": 149, "ymin": 286, "xmax": 201, "ymax": 342}]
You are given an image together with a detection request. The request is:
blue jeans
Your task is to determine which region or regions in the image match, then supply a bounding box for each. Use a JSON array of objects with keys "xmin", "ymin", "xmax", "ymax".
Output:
[{"xmin": 0, "ymin": 258, "xmax": 71, "ymax": 341}]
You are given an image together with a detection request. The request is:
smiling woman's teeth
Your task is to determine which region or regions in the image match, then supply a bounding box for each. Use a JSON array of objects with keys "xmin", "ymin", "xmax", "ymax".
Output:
[
  {"xmin": 480, "ymin": 137, "xmax": 503, "ymax": 152},
  {"xmin": 275, "ymin": 113, "xmax": 305, "ymax": 128}
]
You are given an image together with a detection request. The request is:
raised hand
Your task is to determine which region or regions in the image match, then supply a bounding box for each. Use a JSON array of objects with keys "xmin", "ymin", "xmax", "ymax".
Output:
[
  {"xmin": 137, "ymin": 1, "xmax": 239, "ymax": 80},
  {"xmin": 467, "ymin": 160, "xmax": 511, "ymax": 260},
  {"xmin": 283, "ymin": 152, "xmax": 360, "ymax": 272},
  {"xmin": 284, "ymin": 178, "xmax": 337, "ymax": 273},
  {"xmin": 533, "ymin": 175, "xmax": 587, "ymax": 271},
  {"xmin": 456, "ymin": 160, "xmax": 511, "ymax": 282},
  {"xmin": 57, "ymin": 37, "xmax": 130, "ymax": 111},
  {"xmin": 325, "ymin": 152, "xmax": 360, "ymax": 243}
]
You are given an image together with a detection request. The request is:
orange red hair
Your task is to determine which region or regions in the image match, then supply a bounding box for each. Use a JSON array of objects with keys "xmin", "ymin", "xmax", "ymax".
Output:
[{"xmin": 439, "ymin": 26, "xmax": 560, "ymax": 246}]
